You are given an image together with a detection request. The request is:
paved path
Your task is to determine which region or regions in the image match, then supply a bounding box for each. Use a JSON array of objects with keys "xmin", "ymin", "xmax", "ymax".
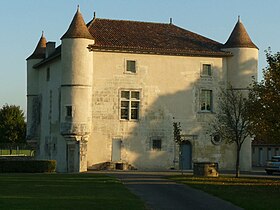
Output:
[{"xmin": 90, "ymin": 171, "xmax": 242, "ymax": 210}]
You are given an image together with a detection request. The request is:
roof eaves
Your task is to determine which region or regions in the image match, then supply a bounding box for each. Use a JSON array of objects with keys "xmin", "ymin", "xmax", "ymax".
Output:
[{"xmin": 88, "ymin": 45, "xmax": 232, "ymax": 57}]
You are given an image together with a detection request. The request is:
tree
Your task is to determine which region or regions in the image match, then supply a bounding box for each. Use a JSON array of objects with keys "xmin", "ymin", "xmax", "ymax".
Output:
[
  {"xmin": 210, "ymin": 87, "xmax": 251, "ymax": 178},
  {"xmin": 248, "ymin": 50, "xmax": 280, "ymax": 143},
  {"xmin": 0, "ymin": 104, "xmax": 26, "ymax": 146},
  {"xmin": 173, "ymin": 121, "xmax": 185, "ymax": 174},
  {"xmin": 173, "ymin": 121, "xmax": 182, "ymax": 145}
]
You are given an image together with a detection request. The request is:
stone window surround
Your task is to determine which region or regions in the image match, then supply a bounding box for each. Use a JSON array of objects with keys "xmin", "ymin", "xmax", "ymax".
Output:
[
  {"xmin": 200, "ymin": 89, "xmax": 213, "ymax": 112},
  {"xmin": 65, "ymin": 104, "xmax": 75, "ymax": 119},
  {"xmin": 200, "ymin": 62, "xmax": 213, "ymax": 77},
  {"xmin": 150, "ymin": 137, "xmax": 163, "ymax": 151},
  {"xmin": 125, "ymin": 59, "xmax": 137, "ymax": 74},
  {"xmin": 119, "ymin": 89, "xmax": 141, "ymax": 121}
]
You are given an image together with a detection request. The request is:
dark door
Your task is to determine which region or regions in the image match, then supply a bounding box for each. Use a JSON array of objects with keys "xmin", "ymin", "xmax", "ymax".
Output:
[{"xmin": 179, "ymin": 141, "xmax": 192, "ymax": 170}]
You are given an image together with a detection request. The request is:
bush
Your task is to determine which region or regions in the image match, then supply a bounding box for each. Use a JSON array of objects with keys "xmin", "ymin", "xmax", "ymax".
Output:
[{"xmin": 0, "ymin": 160, "xmax": 56, "ymax": 173}]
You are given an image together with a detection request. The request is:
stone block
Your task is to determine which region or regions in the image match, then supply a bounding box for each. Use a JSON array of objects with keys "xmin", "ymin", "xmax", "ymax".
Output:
[{"xmin": 193, "ymin": 162, "xmax": 219, "ymax": 177}]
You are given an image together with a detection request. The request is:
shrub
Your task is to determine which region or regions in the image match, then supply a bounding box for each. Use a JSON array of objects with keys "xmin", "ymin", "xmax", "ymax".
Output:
[{"xmin": 0, "ymin": 160, "xmax": 56, "ymax": 173}]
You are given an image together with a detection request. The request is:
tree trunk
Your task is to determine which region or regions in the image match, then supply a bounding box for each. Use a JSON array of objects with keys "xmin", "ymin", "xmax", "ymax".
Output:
[{"xmin": 235, "ymin": 146, "xmax": 241, "ymax": 178}]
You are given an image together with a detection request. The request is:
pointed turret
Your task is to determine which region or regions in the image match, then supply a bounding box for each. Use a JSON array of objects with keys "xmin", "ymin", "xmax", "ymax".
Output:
[
  {"xmin": 27, "ymin": 32, "xmax": 47, "ymax": 60},
  {"xmin": 222, "ymin": 17, "xmax": 258, "ymax": 90},
  {"xmin": 224, "ymin": 17, "xmax": 258, "ymax": 49},
  {"xmin": 61, "ymin": 6, "xmax": 93, "ymax": 39},
  {"xmin": 60, "ymin": 7, "xmax": 94, "ymax": 172}
]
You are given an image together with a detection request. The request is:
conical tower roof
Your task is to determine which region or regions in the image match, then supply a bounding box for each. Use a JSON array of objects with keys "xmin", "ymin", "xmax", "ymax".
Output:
[
  {"xmin": 61, "ymin": 7, "xmax": 93, "ymax": 40},
  {"xmin": 224, "ymin": 18, "xmax": 258, "ymax": 49},
  {"xmin": 27, "ymin": 32, "xmax": 47, "ymax": 60}
]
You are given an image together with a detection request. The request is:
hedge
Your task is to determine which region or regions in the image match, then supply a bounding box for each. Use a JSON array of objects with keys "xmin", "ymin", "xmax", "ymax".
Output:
[{"xmin": 0, "ymin": 160, "xmax": 56, "ymax": 173}]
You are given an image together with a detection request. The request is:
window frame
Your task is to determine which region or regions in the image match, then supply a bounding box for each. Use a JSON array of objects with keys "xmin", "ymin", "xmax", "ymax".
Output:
[
  {"xmin": 65, "ymin": 105, "xmax": 74, "ymax": 119},
  {"xmin": 150, "ymin": 137, "xmax": 162, "ymax": 151},
  {"xmin": 151, "ymin": 138, "xmax": 162, "ymax": 151},
  {"xmin": 201, "ymin": 63, "xmax": 212, "ymax": 77},
  {"xmin": 125, "ymin": 59, "xmax": 137, "ymax": 74},
  {"xmin": 119, "ymin": 90, "xmax": 140, "ymax": 121},
  {"xmin": 200, "ymin": 89, "xmax": 213, "ymax": 112}
]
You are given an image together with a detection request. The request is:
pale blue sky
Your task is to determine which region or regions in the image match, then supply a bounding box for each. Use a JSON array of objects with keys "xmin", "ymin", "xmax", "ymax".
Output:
[{"xmin": 1, "ymin": 0, "xmax": 279, "ymax": 114}]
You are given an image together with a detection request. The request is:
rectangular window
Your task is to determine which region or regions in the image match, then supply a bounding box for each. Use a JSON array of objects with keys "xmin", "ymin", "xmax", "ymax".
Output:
[
  {"xmin": 268, "ymin": 148, "xmax": 272, "ymax": 160},
  {"xmin": 66, "ymin": 106, "xmax": 73, "ymax": 118},
  {"xmin": 152, "ymin": 139, "xmax": 162, "ymax": 151},
  {"xmin": 126, "ymin": 60, "xmax": 136, "ymax": 73},
  {"xmin": 201, "ymin": 64, "xmax": 212, "ymax": 76},
  {"xmin": 46, "ymin": 67, "xmax": 50, "ymax": 81},
  {"xmin": 120, "ymin": 90, "xmax": 140, "ymax": 120},
  {"xmin": 200, "ymin": 90, "xmax": 213, "ymax": 111},
  {"xmin": 275, "ymin": 148, "xmax": 279, "ymax": 156}
]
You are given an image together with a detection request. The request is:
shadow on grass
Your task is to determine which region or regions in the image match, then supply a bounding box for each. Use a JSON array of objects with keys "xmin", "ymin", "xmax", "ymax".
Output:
[{"xmin": 0, "ymin": 173, "xmax": 146, "ymax": 210}]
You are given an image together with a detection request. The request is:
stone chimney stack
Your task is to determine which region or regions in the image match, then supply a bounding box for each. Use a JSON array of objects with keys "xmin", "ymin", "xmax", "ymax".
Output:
[{"xmin": 46, "ymin": 42, "xmax": 56, "ymax": 58}]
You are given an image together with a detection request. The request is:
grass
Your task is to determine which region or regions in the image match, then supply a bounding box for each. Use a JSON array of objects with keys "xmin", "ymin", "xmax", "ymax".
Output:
[
  {"xmin": 0, "ymin": 173, "xmax": 146, "ymax": 210},
  {"xmin": 0, "ymin": 149, "xmax": 34, "ymax": 156},
  {"xmin": 169, "ymin": 175, "xmax": 280, "ymax": 210}
]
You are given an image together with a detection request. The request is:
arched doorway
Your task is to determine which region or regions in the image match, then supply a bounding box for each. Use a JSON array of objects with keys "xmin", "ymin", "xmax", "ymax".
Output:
[{"xmin": 179, "ymin": 141, "xmax": 192, "ymax": 170}]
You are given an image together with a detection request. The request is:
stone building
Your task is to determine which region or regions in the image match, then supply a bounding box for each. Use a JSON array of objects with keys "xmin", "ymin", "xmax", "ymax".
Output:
[{"xmin": 26, "ymin": 8, "xmax": 258, "ymax": 172}]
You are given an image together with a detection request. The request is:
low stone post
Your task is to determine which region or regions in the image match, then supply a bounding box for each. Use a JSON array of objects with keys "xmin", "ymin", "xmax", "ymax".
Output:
[{"xmin": 193, "ymin": 162, "xmax": 219, "ymax": 177}]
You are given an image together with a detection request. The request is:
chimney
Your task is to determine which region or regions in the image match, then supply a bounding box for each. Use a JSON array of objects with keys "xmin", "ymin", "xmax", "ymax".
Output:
[{"xmin": 46, "ymin": 42, "xmax": 56, "ymax": 58}]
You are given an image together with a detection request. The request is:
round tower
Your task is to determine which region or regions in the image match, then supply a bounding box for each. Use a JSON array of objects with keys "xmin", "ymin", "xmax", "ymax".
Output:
[
  {"xmin": 60, "ymin": 7, "xmax": 94, "ymax": 172},
  {"xmin": 223, "ymin": 17, "xmax": 258, "ymax": 89},
  {"xmin": 26, "ymin": 32, "xmax": 46, "ymax": 141},
  {"xmin": 222, "ymin": 18, "xmax": 258, "ymax": 171}
]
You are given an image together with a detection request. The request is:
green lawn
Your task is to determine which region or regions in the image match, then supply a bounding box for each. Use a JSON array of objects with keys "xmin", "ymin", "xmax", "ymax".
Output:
[
  {"xmin": 0, "ymin": 173, "xmax": 146, "ymax": 210},
  {"xmin": 0, "ymin": 149, "xmax": 34, "ymax": 156},
  {"xmin": 169, "ymin": 175, "xmax": 280, "ymax": 210}
]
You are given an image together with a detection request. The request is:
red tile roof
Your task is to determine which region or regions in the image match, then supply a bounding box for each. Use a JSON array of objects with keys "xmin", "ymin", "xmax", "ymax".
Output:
[
  {"xmin": 87, "ymin": 18, "xmax": 232, "ymax": 57},
  {"xmin": 33, "ymin": 17, "xmax": 236, "ymax": 67}
]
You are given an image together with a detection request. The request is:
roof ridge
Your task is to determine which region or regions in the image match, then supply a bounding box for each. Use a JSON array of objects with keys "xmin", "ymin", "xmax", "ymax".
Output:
[{"xmin": 92, "ymin": 17, "xmax": 171, "ymax": 26}]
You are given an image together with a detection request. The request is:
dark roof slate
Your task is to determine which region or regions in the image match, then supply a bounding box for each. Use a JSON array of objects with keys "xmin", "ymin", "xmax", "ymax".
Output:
[
  {"xmin": 61, "ymin": 8, "xmax": 93, "ymax": 40},
  {"xmin": 223, "ymin": 19, "xmax": 258, "ymax": 49},
  {"xmin": 27, "ymin": 33, "xmax": 47, "ymax": 60},
  {"xmin": 87, "ymin": 18, "xmax": 231, "ymax": 57}
]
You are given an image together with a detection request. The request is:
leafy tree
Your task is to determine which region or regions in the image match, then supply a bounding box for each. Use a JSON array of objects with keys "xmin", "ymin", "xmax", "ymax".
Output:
[
  {"xmin": 173, "ymin": 121, "xmax": 184, "ymax": 174},
  {"xmin": 0, "ymin": 104, "xmax": 26, "ymax": 146},
  {"xmin": 210, "ymin": 87, "xmax": 251, "ymax": 178},
  {"xmin": 173, "ymin": 121, "xmax": 183, "ymax": 145},
  {"xmin": 248, "ymin": 50, "xmax": 280, "ymax": 143}
]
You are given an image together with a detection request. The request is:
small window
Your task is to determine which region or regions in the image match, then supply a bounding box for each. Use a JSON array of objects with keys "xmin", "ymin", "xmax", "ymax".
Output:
[
  {"xmin": 152, "ymin": 139, "xmax": 162, "ymax": 151},
  {"xmin": 126, "ymin": 60, "xmax": 136, "ymax": 73},
  {"xmin": 275, "ymin": 148, "xmax": 279, "ymax": 156},
  {"xmin": 201, "ymin": 64, "xmax": 212, "ymax": 76},
  {"xmin": 66, "ymin": 106, "xmax": 73, "ymax": 118},
  {"xmin": 200, "ymin": 90, "xmax": 213, "ymax": 112},
  {"xmin": 46, "ymin": 67, "xmax": 50, "ymax": 81},
  {"xmin": 120, "ymin": 90, "xmax": 140, "ymax": 120}
]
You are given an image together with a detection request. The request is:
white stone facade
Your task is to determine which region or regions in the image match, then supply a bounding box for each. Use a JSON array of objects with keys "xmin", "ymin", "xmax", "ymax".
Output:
[{"xmin": 26, "ymin": 10, "xmax": 258, "ymax": 172}]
